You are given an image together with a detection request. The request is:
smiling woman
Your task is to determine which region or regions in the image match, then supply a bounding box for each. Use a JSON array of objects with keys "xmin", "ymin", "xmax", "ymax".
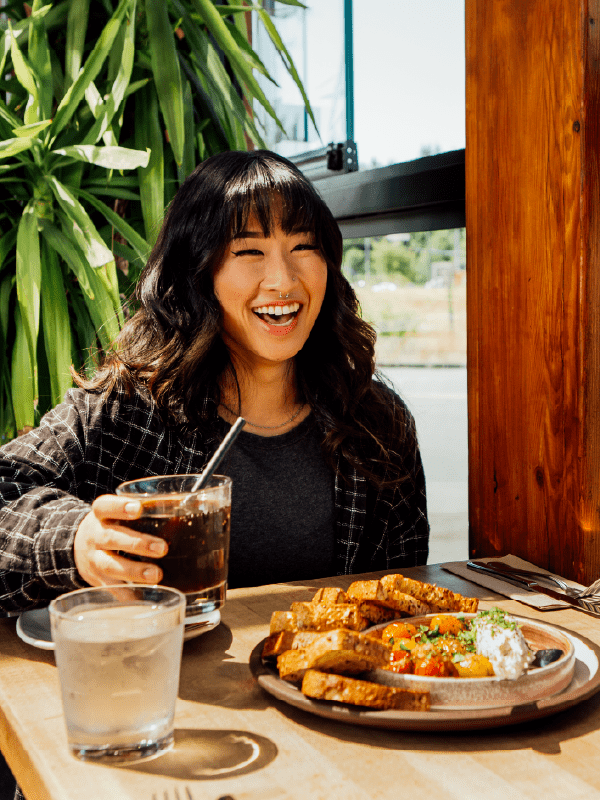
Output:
[{"xmin": 0, "ymin": 150, "xmax": 429, "ymax": 608}]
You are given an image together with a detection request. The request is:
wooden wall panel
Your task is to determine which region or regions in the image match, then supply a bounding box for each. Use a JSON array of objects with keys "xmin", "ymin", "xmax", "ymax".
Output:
[{"xmin": 466, "ymin": 0, "xmax": 600, "ymax": 582}]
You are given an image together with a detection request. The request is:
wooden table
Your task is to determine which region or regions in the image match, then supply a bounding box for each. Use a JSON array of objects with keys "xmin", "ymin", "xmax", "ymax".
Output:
[{"xmin": 3, "ymin": 564, "xmax": 600, "ymax": 800}]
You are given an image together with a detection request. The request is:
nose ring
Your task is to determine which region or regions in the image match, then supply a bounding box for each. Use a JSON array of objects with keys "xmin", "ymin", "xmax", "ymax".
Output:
[{"xmin": 279, "ymin": 292, "xmax": 290, "ymax": 299}]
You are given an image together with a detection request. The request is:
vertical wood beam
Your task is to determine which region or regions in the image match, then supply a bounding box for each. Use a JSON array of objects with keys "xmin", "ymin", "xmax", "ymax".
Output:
[{"xmin": 466, "ymin": 0, "xmax": 600, "ymax": 582}]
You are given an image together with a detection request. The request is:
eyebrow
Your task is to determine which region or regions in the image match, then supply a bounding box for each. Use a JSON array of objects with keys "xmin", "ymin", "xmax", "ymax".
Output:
[{"xmin": 231, "ymin": 227, "xmax": 314, "ymax": 241}]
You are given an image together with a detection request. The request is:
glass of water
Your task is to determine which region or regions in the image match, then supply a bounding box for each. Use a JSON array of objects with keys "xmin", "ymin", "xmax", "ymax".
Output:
[{"xmin": 49, "ymin": 584, "xmax": 186, "ymax": 763}]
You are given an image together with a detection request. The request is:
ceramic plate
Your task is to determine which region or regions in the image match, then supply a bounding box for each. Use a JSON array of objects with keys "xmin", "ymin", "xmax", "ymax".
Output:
[
  {"xmin": 361, "ymin": 613, "xmax": 575, "ymax": 709},
  {"xmin": 250, "ymin": 617, "xmax": 600, "ymax": 731},
  {"xmin": 16, "ymin": 606, "xmax": 220, "ymax": 650}
]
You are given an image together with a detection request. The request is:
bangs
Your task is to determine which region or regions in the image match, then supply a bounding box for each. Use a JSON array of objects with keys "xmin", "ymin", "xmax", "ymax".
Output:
[{"xmin": 224, "ymin": 156, "xmax": 325, "ymax": 241}]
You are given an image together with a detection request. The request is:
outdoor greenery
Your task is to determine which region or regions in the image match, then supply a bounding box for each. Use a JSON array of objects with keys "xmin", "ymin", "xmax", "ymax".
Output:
[
  {"xmin": 342, "ymin": 229, "xmax": 466, "ymax": 286},
  {"xmin": 0, "ymin": 0, "xmax": 311, "ymax": 440}
]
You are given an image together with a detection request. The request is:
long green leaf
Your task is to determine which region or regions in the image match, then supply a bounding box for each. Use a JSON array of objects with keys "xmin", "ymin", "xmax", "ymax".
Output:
[
  {"xmin": 174, "ymin": 4, "xmax": 264, "ymax": 146},
  {"xmin": 40, "ymin": 219, "xmax": 120, "ymax": 349},
  {"xmin": 12, "ymin": 119, "xmax": 52, "ymax": 137},
  {"xmin": 47, "ymin": 175, "xmax": 114, "ymax": 267},
  {"xmin": 11, "ymin": 305, "xmax": 36, "ymax": 433},
  {"xmin": 52, "ymin": 144, "xmax": 150, "ymax": 170},
  {"xmin": 135, "ymin": 82, "xmax": 164, "ymax": 245},
  {"xmin": 16, "ymin": 202, "xmax": 41, "ymax": 368},
  {"xmin": 84, "ymin": 2, "xmax": 137, "ymax": 146},
  {"xmin": 8, "ymin": 23, "xmax": 41, "ymax": 126},
  {"xmin": 146, "ymin": 0, "xmax": 185, "ymax": 166},
  {"xmin": 181, "ymin": 78, "xmax": 195, "ymax": 181},
  {"xmin": 222, "ymin": 18, "xmax": 274, "ymax": 80},
  {"xmin": 191, "ymin": 0, "xmax": 283, "ymax": 131},
  {"xmin": 49, "ymin": 0, "xmax": 132, "ymax": 141},
  {"xmin": 65, "ymin": 0, "xmax": 90, "ymax": 87},
  {"xmin": 40, "ymin": 240, "xmax": 73, "ymax": 405},
  {"xmin": 254, "ymin": 5, "xmax": 319, "ymax": 135},
  {"xmin": 0, "ymin": 94, "xmax": 22, "ymax": 129},
  {"xmin": 0, "ymin": 4, "xmax": 52, "ymax": 79},
  {"xmin": 29, "ymin": 0, "xmax": 53, "ymax": 120},
  {"xmin": 0, "ymin": 137, "xmax": 36, "ymax": 159},
  {"xmin": 38, "ymin": 220, "xmax": 95, "ymax": 300}
]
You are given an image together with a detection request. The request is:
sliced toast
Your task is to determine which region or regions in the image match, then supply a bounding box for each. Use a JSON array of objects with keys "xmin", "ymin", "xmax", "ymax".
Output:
[{"xmin": 301, "ymin": 669, "xmax": 430, "ymax": 711}]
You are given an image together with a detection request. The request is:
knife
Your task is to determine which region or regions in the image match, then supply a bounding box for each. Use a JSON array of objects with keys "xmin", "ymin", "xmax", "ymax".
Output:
[{"xmin": 466, "ymin": 561, "xmax": 598, "ymax": 612}]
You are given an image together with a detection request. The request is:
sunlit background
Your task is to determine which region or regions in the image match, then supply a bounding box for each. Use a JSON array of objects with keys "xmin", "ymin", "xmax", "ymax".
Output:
[{"xmin": 253, "ymin": 1, "xmax": 468, "ymax": 563}]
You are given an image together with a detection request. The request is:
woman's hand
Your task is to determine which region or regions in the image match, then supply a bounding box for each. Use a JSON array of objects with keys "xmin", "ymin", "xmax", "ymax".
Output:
[{"xmin": 74, "ymin": 495, "xmax": 168, "ymax": 586}]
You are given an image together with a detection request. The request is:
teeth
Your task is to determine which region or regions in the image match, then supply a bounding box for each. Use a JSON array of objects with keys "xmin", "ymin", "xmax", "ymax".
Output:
[{"xmin": 252, "ymin": 302, "xmax": 300, "ymax": 315}]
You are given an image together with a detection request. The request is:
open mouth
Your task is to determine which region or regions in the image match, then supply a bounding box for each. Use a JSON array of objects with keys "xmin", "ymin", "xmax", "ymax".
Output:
[{"xmin": 252, "ymin": 302, "xmax": 301, "ymax": 326}]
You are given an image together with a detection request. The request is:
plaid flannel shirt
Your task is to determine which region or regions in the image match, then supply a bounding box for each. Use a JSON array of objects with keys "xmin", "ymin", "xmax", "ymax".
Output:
[{"xmin": 0, "ymin": 386, "xmax": 429, "ymax": 613}]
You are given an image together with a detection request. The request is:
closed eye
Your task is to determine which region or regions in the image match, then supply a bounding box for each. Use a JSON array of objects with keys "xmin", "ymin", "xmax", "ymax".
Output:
[
  {"xmin": 293, "ymin": 243, "xmax": 318, "ymax": 251},
  {"xmin": 232, "ymin": 248, "xmax": 263, "ymax": 257}
]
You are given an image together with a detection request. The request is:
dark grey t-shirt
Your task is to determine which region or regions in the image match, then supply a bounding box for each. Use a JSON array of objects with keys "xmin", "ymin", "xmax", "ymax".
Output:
[{"xmin": 218, "ymin": 414, "xmax": 335, "ymax": 588}]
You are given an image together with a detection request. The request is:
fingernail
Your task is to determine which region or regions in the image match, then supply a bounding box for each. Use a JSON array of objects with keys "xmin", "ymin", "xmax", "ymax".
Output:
[
  {"xmin": 149, "ymin": 540, "xmax": 167, "ymax": 556},
  {"xmin": 143, "ymin": 567, "xmax": 160, "ymax": 582},
  {"xmin": 124, "ymin": 501, "xmax": 141, "ymax": 515}
]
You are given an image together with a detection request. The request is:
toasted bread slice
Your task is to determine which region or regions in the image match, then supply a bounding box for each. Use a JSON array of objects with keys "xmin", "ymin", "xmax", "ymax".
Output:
[
  {"xmin": 301, "ymin": 670, "xmax": 430, "ymax": 710},
  {"xmin": 310, "ymin": 587, "xmax": 349, "ymax": 605},
  {"xmin": 356, "ymin": 600, "xmax": 397, "ymax": 624},
  {"xmin": 378, "ymin": 588, "xmax": 431, "ymax": 617},
  {"xmin": 262, "ymin": 630, "xmax": 323, "ymax": 659},
  {"xmin": 381, "ymin": 573, "xmax": 478, "ymax": 614},
  {"xmin": 269, "ymin": 611, "xmax": 297, "ymax": 635},
  {"xmin": 453, "ymin": 595, "xmax": 478, "ymax": 613},
  {"xmin": 291, "ymin": 602, "xmax": 369, "ymax": 632},
  {"xmin": 346, "ymin": 579, "xmax": 387, "ymax": 605},
  {"xmin": 276, "ymin": 629, "xmax": 391, "ymax": 683}
]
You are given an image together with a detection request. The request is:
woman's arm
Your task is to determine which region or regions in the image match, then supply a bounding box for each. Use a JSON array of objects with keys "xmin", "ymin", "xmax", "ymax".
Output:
[{"xmin": 0, "ymin": 390, "xmax": 169, "ymax": 612}]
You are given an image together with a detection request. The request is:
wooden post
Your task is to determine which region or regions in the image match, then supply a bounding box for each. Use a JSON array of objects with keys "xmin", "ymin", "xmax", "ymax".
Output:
[{"xmin": 466, "ymin": 0, "xmax": 600, "ymax": 582}]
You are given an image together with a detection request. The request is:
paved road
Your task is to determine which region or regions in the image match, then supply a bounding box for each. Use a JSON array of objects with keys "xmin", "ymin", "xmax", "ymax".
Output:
[{"xmin": 379, "ymin": 366, "xmax": 469, "ymax": 564}]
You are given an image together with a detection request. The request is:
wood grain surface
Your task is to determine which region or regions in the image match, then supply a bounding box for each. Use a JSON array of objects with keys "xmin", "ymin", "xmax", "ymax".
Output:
[
  {"xmin": 466, "ymin": 0, "xmax": 600, "ymax": 582},
  {"xmin": 2, "ymin": 566, "xmax": 600, "ymax": 800}
]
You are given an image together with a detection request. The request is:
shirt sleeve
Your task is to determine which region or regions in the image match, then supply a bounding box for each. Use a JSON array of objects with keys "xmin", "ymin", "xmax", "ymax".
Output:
[{"xmin": 0, "ymin": 391, "xmax": 95, "ymax": 612}]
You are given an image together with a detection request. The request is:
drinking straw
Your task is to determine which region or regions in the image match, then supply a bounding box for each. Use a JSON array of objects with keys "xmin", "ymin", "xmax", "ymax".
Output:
[{"xmin": 189, "ymin": 417, "xmax": 246, "ymax": 491}]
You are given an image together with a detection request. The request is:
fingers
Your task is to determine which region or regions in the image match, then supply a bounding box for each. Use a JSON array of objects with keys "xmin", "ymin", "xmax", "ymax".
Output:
[
  {"xmin": 91, "ymin": 495, "xmax": 168, "ymax": 559},
  {"xmin": 74, "ymin": 501, "xmax": 168, "ymax": 588},
  {"xmin": 92, "ymin": 550, "xmax": 163, "ymax": 586}
]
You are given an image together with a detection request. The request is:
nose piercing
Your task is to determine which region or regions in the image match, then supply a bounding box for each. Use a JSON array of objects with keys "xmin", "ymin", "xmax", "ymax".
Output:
[{"xmin": 279, "ymin": 292, "xmax": 290, "ymax": 299}]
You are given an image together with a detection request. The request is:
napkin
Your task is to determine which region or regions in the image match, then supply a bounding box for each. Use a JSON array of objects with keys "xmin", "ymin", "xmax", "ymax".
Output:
[{"xmin": 443, "ymin": 554, "xmax": 587, "ymax": 611}]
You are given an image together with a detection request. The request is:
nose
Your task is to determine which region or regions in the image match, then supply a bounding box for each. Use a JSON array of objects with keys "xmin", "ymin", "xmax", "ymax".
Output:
[{"xmin": 261, "ymin": 246, "xmax": 296, "ymax": 293}]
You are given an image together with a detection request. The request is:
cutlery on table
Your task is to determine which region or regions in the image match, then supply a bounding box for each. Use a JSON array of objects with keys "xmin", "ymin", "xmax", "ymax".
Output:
[
  {"xmin": 466, "ymin": 561, "xmax": 600, "ymax": 613},
  {"xmin": 151, "ymin": 789, "xmax": 193, "ymax": 800},
  {"xmin": 476, "ymin": 560, "xmax": 600, "ymax": 599}
]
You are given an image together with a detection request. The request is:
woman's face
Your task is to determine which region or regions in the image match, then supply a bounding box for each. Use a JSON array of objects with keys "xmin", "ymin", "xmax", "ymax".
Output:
[{"xmin": 213, "ymin": 212, "xmax": 327, "ymax": 369}]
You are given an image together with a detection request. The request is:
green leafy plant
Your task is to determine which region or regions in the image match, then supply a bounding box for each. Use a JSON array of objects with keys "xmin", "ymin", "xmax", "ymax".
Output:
[{"xmin": 0, "ymin": 0, "xmax": 312, "ymax": 439}]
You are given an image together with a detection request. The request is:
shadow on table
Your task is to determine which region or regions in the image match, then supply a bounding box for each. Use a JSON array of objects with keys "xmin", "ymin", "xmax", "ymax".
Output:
[
  {"xmin": 126, "ymin": 728, "xmax": 277, "ymax": 780},
  {"xmin": 270, "ymin": 688, "xmax": 600, "ymax": 756},
  {"xmin": 178, "ymin": 623, "xmax": 271, "ymax": 712}
]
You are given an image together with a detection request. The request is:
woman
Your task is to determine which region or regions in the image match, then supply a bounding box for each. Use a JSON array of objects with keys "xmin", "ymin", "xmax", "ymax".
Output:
[{"xmin": 0, "ymin": 149, "xmax": 429, "ymax": 612}]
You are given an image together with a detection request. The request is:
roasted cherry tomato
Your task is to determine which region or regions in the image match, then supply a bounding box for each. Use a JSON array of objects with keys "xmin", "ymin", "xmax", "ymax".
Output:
[
  {"xmin": 414, "ymin": 654, "xmax": 459, "ymax": 677},
  {"xmin": 388, "ymin": 650, "xmax": 414, "ymax": 674},
  {"xmin": 428, "ymin": 615, "xmax": 465, "ymax": 635},
  {"xmin": 381, "ymin": 621, "xmax": 418, "ymax": 645}
]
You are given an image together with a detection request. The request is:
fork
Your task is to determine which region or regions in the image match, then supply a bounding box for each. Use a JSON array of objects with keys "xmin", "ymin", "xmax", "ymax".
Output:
[
  {"xmin": 151, "ymin": 789, "xmax": 194, "ymax": 800},
  {"xmin": 478, "ymin": 561, "xmax": 600, "ymax": 599}
]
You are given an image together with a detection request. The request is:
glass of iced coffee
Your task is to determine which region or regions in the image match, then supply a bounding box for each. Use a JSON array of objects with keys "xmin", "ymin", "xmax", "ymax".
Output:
[
  {"xmin": 49, "ymin": 584, "xmax": 186, "ymax": 763},
  {"xmin": 116, "ymin": 474, "xmax": 232, "ymax": 619}
]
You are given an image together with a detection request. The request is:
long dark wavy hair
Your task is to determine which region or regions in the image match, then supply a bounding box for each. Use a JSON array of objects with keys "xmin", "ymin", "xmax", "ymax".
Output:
[{"xmin": 78, "ymin": 150, "xmax": 411, "ymax": 488}]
